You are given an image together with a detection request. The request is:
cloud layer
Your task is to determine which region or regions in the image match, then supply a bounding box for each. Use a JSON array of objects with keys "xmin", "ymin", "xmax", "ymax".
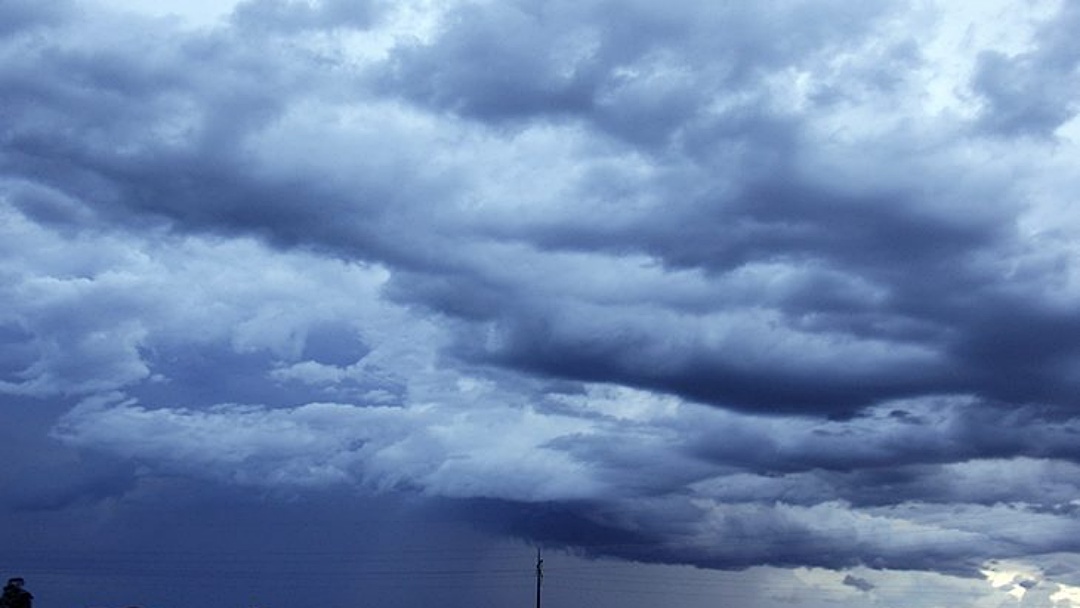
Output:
[{"xmin": 5, "ymin": 0, "xmax": 1080, "ymax": 601}]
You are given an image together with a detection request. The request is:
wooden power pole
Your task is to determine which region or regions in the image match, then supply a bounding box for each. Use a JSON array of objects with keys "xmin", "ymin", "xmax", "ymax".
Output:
[{"xmin": 535, "ymin": 548, "xmax": 544, "ymax": 608}]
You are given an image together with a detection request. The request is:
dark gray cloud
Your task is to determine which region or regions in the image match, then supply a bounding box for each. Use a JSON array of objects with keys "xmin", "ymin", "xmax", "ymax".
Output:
[
  {"xmin": 842, "ymin": 574, "xmax": 874, "ymax": 592},
  {"xmin": 0, "ymin": 0, "xmax": 71, "ymax": 36},
  {"xmin": 6, "ymin": 0, "xmax": 1058, "ymax": 417},
  {"xmin": 0, "ymin": 396, "xmax": 136, "ymax": 512},
  {"xmin": 4, "ymin": 1, "xmax": 1080, "ymax": 606},
  {"xmin": 972, "ymin": 1, "xmax": 1080, "ymax": 137}
]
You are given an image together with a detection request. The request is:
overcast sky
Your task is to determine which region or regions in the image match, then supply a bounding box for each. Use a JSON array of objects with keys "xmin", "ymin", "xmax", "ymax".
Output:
[{"xmin": 3, "ymin": 0, "xmax": 1080, "ymax": 606}]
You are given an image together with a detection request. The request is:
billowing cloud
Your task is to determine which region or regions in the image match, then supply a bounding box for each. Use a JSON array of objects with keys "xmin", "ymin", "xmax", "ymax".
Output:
[{"xmin": 4, "ymin": 0, "xmax": 1080, "ymax": 606}]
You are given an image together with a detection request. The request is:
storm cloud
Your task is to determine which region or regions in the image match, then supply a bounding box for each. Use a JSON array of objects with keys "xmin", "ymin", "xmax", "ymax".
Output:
[{"xmin": 4, "ymin": 0, "xmax": 1080, "ymax": 606}]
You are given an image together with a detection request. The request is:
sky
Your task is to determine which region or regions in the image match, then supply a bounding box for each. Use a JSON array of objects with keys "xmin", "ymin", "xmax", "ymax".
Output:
[{"xmin": 3, "ymin": 0, "xmax": 1080, "ymax": 606}]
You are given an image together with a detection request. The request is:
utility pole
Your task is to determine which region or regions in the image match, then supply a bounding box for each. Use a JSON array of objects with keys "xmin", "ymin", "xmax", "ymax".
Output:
[{"xmin": 535, "ymin": 547, "xmax": 544, "ymax": 608}]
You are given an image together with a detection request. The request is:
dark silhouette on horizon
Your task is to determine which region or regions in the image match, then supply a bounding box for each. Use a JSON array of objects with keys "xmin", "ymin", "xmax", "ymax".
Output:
[{"xmin": 0, "ymin": 577, "xmax": 33, "ymax": 608}]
